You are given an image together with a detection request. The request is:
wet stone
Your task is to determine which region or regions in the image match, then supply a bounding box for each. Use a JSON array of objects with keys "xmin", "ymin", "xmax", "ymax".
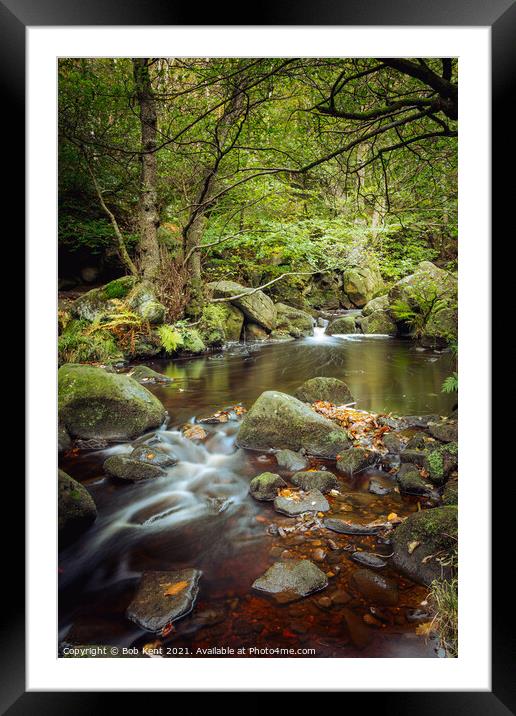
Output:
[
  {"xmin": 331, "ymin": 589, "xmax": 351, "ymax": 605},
  {"xmin": 249, "ymin": 472, "xmax": 287, "ymax": 501},
  {"xmin": 342, "ymin": 608, "xmax": 373, "ymax": 649},
  {"xmin": 324, "ymin": 517, "xmax": 385, "ymax": 535},
  {"xmin": 351, "ymin": 569, "xmax": 399, "ymax": 606},
  {"xmin": 397, "ymin": 463, "xmax": 431, "ymax": 496},
  {"xmin": 103, "ymin": 455, "xmax": 165, "ymax": 482},
  {"xmin": 336, "ymin": 447, "xmax": 377, "ymax": 476},
  {"xmin": 350, "ymin": 551, "xmax": 387, "ymax": 569},
  {"xmin": 368, "ymin": 478, "xmax": 392, "ymax": 496},
  {"xmin": 291, "ymin": 470, "xmax": 338, "ymax": 494},
  {"xmin": 126, "ymin": 569, "xmax": 202, "ymax": 633},
  {"xmin": 406, "ymin": 608, "xmax": 432, "ymax": 623},
  {"xmin": 274, "ymin": 489, "xmax": 329, "ymax": 516},
  {"xmin": 312, "ymin": 548, "xmax": 327, "ymax": 562},
  {"xmin": 275, "ymin": 449, "xmax": 309, "ymax": 472},
  {"xmin": 252, "ymin": 559, "xmax": 328, "ymax": 603},
  {"xmin": 130, "ymin": 444, "xmax": 177, "ymax": 467}
]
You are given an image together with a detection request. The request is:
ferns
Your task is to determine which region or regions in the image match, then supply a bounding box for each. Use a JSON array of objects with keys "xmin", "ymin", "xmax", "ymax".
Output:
[
  {"xmin": 58, "ymin": 319, "xmax": 120, "ymax": 365},
  {"xmin": 157, "ymin": 324, "xmax": 184, "ymax": 353},
  {"xmin": 442, "ymin": 372, "xmax": 458, "ymax": 393}
]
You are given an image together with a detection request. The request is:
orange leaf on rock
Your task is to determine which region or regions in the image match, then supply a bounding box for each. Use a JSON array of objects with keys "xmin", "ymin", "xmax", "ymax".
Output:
[{"xmin": 163, "ymin": 580, "xmax": 189, "ymax": 597}]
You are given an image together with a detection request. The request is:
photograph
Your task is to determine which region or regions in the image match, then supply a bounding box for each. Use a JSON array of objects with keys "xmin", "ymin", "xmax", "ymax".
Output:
[{"xmin": 56, "ymin": 56, "xmax": 459, "ymax": 660}]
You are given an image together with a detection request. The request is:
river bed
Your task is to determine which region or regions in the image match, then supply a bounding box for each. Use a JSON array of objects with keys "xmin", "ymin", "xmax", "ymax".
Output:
[{"xmin": 59, "ymin": 333, "xmax": 455, "ymax": 658}]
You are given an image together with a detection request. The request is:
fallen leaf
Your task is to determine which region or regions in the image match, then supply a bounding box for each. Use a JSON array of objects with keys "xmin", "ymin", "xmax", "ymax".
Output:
[
  {"xmin": 163, "ymin": 580, "xmax": 189, "ymax": 597},
  {"xmin": 160, "ymin": 622, "xmax": 175, "ymax": 637},
  {"xmin": 407, "ymin": 540, "xmax": 420, "ymax": 555},
  {"xmin": 415, "ymin": 622, "xmax": 435, "ymax": 637},
  {"xmin": 387, "ymin": 512, "xmax": 398, "ymax": 521},
  {"xmin": 183, "ymin": 425, "xmax": 207, "ymax": 441}
]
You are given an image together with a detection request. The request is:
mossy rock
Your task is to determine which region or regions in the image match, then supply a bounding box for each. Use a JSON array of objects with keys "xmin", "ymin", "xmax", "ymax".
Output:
[
  {"xmin": 425, "ymin": 442, "xmax": 458, "ymax": 485},
  {"xmin": 249, "ymin": 472, "xmax": 287, "ymax": 501},
  {"xmin": 179, "ymin": 328, "xmax": 205, "ymax": 354},
  {"xmin": 293, "ymin": 377, "xmax": 354, "ymax": 405},
  {"xmin": 198, "ymin": 303, "xmax": 245, "ymax": 345},
  {"xmin": 342, "ymin": 263, "xmax": 384, "ymax": 308},
  {"xmin": 362, "ymin": 295, "xmax": 389, "ymax": 316},
  {"xmin": 128, "ymin": 365, "xmax": 172, "ymax": 384},
  {"xmin": 441, "ymin": 479, "xmax": 458, "ymax": 505},
  {"xmin": 126, "ymin": 281, "xmax": 166, "ymax": 325},
  {"xmin": 392, "ymin": 506, "xmax": 457, "ymax": 585},
  {"xmin": 103, "ymin": 454, "xmax": 165, "ymax": 482},
  {"xmin": 237, "ymin": 390, "xmax": 350, "ymax": 459},
  {"xmin": 274, "ymin": 303, "xmax": 314, "ymax": 338},
  {"xmin": 291, "ymin": 470, "xmax": 338, "ymax": 494},
  {"xmin": 206, "ymin": 280, "xmax": 276, "ymax": 331},
  {"xmin": 326, "ymin": 315, "xmax": 357, "ymax": 335},
  {"xmin": 58, "ymin": 422, "xmax": 72, "ymax": 453},
  {"xmin": 58, "ymin": 469, "xmax": 97, "ymax": 541},
  {"xmin": 360, "ymin": 310, "xmax": 397, "ymax": 336},
  {"xmin": 397, "ymin": 463, "xmax": 432, "ymax": 496},
  {"xmin": 336, "ymin": 447, "xmax": 377, "ymax": 476},
  {"xmin": 71, "ymin": 277, "xmax": 137, "ymax": 321},
  {"xmin": 58, "ymin": 364, "xmax": 166, "ymax": 441}
]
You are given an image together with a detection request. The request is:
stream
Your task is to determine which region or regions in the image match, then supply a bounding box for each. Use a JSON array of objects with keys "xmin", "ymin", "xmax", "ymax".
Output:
[{"xmin": 59, "ymin": 331, "xmax": 455, "ymax": 658}]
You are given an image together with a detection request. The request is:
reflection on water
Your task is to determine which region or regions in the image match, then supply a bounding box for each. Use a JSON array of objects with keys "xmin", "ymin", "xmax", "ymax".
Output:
[
  {"xmin": 59, "ymin": 336, "xmax": 453, "ymax": 658},
  {"xmin": 149, "ymin": 334, "xmax": 455, "ymax": 427}
]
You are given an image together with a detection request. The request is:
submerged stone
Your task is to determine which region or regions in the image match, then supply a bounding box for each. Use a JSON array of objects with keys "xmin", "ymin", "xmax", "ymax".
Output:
[
  {"xmin": 324, "ymin": 517, "xmax": 385, "ymax": 535},
  {"xmin": 351, "ymin": 569, "xmax": 399, "ymax": 606},
  {"xmin": 126, "ymin": 569, "xmax": 202, "ymax": 633},
  {"xmin": 293, "ymin": 376, "xmax": 354, "ymax": 405},
  {"xmin": 274, "ymin": 489, "xmax": 329, "ymax": 516},
  {"xmin": 350, "ymin": 552, "xmax": 387, "ymax": 569},
  {"xmin": 252, "ymin": 559, "xmax": 328, "ymax": 603}
]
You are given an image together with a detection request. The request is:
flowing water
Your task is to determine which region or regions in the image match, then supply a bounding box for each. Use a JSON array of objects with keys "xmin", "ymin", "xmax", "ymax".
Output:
[{"xmin": 59, "ymin": 333, "xmax": 455, "ymax": 658}]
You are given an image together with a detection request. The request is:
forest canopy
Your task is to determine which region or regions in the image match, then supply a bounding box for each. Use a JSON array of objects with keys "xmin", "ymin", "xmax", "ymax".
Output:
[{"xmin": 58, "ymin": 57, "xmax": 457, "ymax": 303}]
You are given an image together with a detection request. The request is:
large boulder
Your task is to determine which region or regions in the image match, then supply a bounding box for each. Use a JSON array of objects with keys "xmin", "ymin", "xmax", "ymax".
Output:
[
  {"xmin": 58, "ymin": 469, "xmax": 97, "ymax": 539},
  {"xmin": 244, "ymin": 323, "xmax": 269, "ymax": 342},
  {"xmin": 293, "ymin": 377, "xmax": 354, "ymax": 405},
  {"xmin": 58, "ymin": 364, "xmax": 166, "ymax": 441},
  {"xmin": 237, "ymin": 390, "xmax": 351, "ymax": 458},
  {"xmin": 126, "ymin": 281, "xmax": 166, "ymax": 324},
  {"xmin": 362, "ymin": 295, "xmax": 389, "ymax": 316},
  {"xmin": 198, "ymin": 303, "xmax": 244, "ymax": 346},
  {"xmin": 361, "ymin": 310, "xmax": 397, "ymax": 336},
  {"xmin": 392, "ymin": 506, "xmax": 457, "ymax": 585},
  {"xmin": 71, "ymin": 277, "xmax": 166, "ymax": 325},
  {"xmin": 206, "ymin": 280, "xmax": 276, "ymax": 331},
  {"xmin": 388, "ymin": 261, "xmax": 457, "ymax": 344},
  {"xmin": 326, "ymin": 315, "xmax": 357, "ymax": 335},
  {"xmin": 274, "ymin": 303, "xmax": 314, "ymax": 338},
  {"xmin": 342, "ymin": 260, "xmax": 384, "ymax": 308},
  {"xmin": 71, "ymin": 276, "xmax": 137, "ymax": 321}
]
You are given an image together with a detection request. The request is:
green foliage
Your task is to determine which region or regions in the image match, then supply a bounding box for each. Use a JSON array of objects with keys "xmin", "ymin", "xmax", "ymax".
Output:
[
  {"xmin": 58, "ymin": 319, "xmax": 120, "ymax": 365},
  {"xmin": 157, "ymin": 324, "xmax": 184, "ymax": 353},
  {"xmin": 428, "ymin": 552, "xmax": 458, "ymax": 658},
  {"xmin": 442, "ymin": 372, "xmax": 458, "ymax": 393}
]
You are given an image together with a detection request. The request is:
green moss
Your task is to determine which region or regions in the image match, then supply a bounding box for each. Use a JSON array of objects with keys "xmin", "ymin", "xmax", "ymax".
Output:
[
  {"xmin": 102, "ymin": 276, "xmax": 137, "ymax": 300},
  {"xmin": 396, "ymin": 505, "xmax": 457, "ymax": 549}
]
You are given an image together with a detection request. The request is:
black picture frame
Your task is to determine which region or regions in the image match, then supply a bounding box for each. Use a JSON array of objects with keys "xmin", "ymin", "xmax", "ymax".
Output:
[{"xmin": 5, "ymin": 0, "xmax": 506, "ymax": 708}]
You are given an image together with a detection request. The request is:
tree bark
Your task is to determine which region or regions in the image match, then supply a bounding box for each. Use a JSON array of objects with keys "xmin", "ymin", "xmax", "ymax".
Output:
[{"xmin": 133, "ymin": 58, "xmax": 161, "ymax": 281}]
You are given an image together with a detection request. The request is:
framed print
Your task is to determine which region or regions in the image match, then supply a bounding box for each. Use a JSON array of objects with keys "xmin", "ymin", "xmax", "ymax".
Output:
[{"xmin": 4, "ymin": 0, "xmax": 508, "ymax": 707}]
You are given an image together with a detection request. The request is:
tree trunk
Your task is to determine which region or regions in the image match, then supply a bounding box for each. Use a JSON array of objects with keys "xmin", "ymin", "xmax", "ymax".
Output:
[{"xmin": 133, "ymin": 58, "xmax": 161, "ymax": 281}]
